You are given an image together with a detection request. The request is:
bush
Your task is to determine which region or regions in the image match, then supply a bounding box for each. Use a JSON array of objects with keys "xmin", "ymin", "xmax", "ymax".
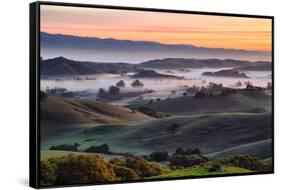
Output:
[
  {"xmin": 170, "ymin": 155, "xmax": 207, "ymax": 168},
  {"xmin": 40, "ymin": 159, "xmax": 57, "ymax": 185},
  {"xmin": 174, "ymin": 147, "xmax": 202, "ymax": 156},
  {"xmin": 40, "ymin": 154, "xmax": 117, "ymax": 186},
  {"xmin": 191, "ymin": 148, "xmax": 202, "ymax": 155},
  {"xmin": 222, "ymin": 155, "xmax": 267, "ymax": 172},
  {"xmin": 40, "ymin": 154, "xmax": 167, "ymax": 186},
  {"xmin": 125, "ymin": 157, "xmax": 166, "ymax": 177},
  {"xmin": 149, "ymin": 151, "xmax": 169, "ymax": 162},
  {"xmin": 110, "ymin": 157, "xmax": 166, "ymax": 178},
  {"xmin": 174, "ymin": 148, "xmax": 185, "ymax": 155},
  {"xmin": 113, "ymin": 165, "xmax": 139, "ymax": 181},
  {"xmin": 85, "ymin": 144, "xmax": 110, "ymax": 153},
  {"xmin": 208, "ymin": 163, "xmax": 224, "ymax": 172},
  {"xmin": 109, "ymin": 158, "xmax": 125, "ymax": 166},
  {"xmin": 49, "ymin": 144, "xmax": 78, "ymax": 151}
]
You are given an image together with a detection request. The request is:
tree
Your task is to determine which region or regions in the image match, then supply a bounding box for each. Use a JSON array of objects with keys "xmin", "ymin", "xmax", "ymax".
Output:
[
  {"xmin": 124, "ymin": 157, "xmax": 165, "ymax": 177},
  {"xmin": 131, "ymin": 79, "xmax": 144, "ymax": 87},
  {"xmin": 40, "ymin": 159, "xmax": 57, "ymax": 185},
  {"xmin": 55, "ymin": 155, "xmax": 116, "ymax": 185},
  {"xmin": 49, "ymin": 144, "xmax": 78, "ymax": 151},
  {"xmin": 85, "ymin": 144, "xmax": 110, "ymax": 154},
  {"xmin": 222, "ymin": 155, "xmax": 267, "ymax": 172},
  {"xmin": 109, "ymin": 85, "xmax": 120, "ymax": 95},
  {"xmin": 149, "ymin": 151, "xmax": 169, "ymax": 162},
  {"xmin": 40, "ymin": 154, "xmax": 117, "ymax": 185},
  {"xmin": 113, "ymin": 165, "xmax": 139, "ymax": 181},
  {"xmin": 98, "ymin": 88, "xmax": 106, "ymax": 97},
  {"xmin": 174, "ymin": 147, "xmax": 185, "ymax": 155},
  {"xmin": 169, "ymin": 154, "xmax": 207, "ymax": 168},
  {"xmin": 116, "ymin": 80, "xmax": 125, "ymax": 87}
]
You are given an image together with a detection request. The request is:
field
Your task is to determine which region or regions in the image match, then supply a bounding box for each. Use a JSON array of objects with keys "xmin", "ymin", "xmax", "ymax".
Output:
[{"xmin": 149, "ymin": 166, "xmax": 252, "ymax": 179}]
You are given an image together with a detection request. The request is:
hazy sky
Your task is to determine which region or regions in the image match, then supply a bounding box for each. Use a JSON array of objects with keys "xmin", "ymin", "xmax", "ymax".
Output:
[{"xmin": 41, "ymin": 5, "xmax": 272, "ymax": 52}]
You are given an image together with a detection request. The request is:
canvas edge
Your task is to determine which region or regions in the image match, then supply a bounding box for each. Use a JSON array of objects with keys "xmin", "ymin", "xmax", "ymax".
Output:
[{"xmin": 30, "ymin": 1, "xmax": 275, "ymax": 189}]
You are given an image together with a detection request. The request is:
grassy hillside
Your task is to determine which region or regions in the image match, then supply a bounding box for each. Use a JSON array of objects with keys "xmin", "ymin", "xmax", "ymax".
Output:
[
  {"xmin": 208, "ymin": 139, "xmax": 272, "ymax": 160},
  {"xmin": 146, "ymin": 90, "xmax": 271, "ymax": 115},
  {"xmin": 42, "ymin": 112, "xmax": 272, "ymax": 159},
  {"xmin": 148, "ymin": 166, "xmax": 252, "ymax": 179},
  {"xmin": 41, "ymin": 96, "xmax": 153, "ymax": 138}
]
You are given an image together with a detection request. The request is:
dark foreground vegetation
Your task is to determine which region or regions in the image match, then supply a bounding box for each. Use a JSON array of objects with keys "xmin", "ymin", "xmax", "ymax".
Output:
[
  {"xmin": 40, "ymin": 154, "xmax": 165, "ymax": 186},
  {"xmin": 41, "ymin": 145, "xmax": 271, "ymax": 186}
]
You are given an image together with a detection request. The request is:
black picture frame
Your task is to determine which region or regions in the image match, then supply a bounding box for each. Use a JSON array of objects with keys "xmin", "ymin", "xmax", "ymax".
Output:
[{"xmin": 30, "ymin": 1, "xmax": 274, "ymax": 189}]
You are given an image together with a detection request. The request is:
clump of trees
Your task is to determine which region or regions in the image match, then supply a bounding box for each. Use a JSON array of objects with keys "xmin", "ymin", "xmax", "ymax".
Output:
[
  {"xmin": 131, "ymin": 79, "xmax": 144, "ymax": 87},
  {"xmin": 116, "ymin": 80, "xmax": 125, "ymax": 87},
  {"xmin": 109, "ymin": 85, "xmax": 120, "ymax": 95},
  {"xmin": 173, "ymin": 147, "xmax": 202, "ymax": 156},
  {"xmin": 85, "ymin": 143, "xmax": 110, "ymax": 154},
  {"xmin": 222, "ymin": 155, "xmax": 268, "ymax": 172},
  {"xmin": 148, "ymin": 151, "xmax": 169, "ymax": 162},
  {"xmin": 40, "ymin": 154, "xmax": 116, "ymax": 186},
  {"xmin": 97, "ymin": 86, "xmax": 120, "ymax": 98},
  {"xmin": 40, "ymin": 154, "xmax": 168, "ymax": 186},
  {"xmin": 136, "ymin": 107, "xmax": 170, "ymax": 118},
  {"xmin": 208, "ymin": 163, "xmax": 224, "ymax": 172},
  {"xmin": 113, "ymin": 165, "xmax": 139, "ymax": 181},
  {"xmin": 110, "ymin": 157, "xmax": 166, "ymax": 178},
  {"xmin": 168, "ymin": 147, "xmax": 207, "ymax": 168},
  {"xmin": 169, "ymin": 154, "xmax": 207, "ymax": 168},
  {"xmin": 49, "ymin": 144, "xmax": 78, "ymax": 151}
]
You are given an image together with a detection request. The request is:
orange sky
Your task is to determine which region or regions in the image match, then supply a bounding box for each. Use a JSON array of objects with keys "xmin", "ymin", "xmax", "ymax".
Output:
[{"xmin": 41, "ymin": 5, "xmax": 272, "ymax": 52}]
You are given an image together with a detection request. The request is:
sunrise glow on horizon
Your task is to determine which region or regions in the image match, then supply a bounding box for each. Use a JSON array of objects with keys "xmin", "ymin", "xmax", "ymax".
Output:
[{"xmin": 41, "ymin": 5, "xmax": 272, "ymax": 52}]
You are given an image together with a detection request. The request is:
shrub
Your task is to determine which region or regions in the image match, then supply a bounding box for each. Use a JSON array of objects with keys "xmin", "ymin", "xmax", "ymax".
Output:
[
  {"xmin": 174, "ymin": 148, "xmax": 185, "ymax": 155},
  {"xmin": 113, "ymin": 165, "xmax": 139, "ymax": 181},
  {"xmin": 40, "ymin": 159, "xmax": 57, "ymax": 185},
  {"xmin": 208, "ymin": 163, "xmax": 224, "ymax": 172},
  {"xmin": 111, "ymin": 156, "xmax": 166, "ymax": 178},
  {"xmin": 149, "ymin": 151, "xmax": 169, "ymax": 162},
  {"xmin": 55, "ymin": 154, "xmax": 116, "ymax": 185},
  {"xmin": 170, "ymin": 155, "xmax": 207, "ymax": 168},
  {"xmin": 116, "ymin": 80, "xmax": 125, "ymax": 87},
  {"xmin": 85, "ymin": 144, "xmax": 110, "ymax": 153},
  {"xmin": 125, "ymin": 157, "xmax": 165, "ymax": 177},
  {"xmin": 222, "ymin": 155, "xmax": 266, "ymax": 172},
  {"xmin": 40, "ymin": 154, "xmax": 117, "ymax": 186},
  {"xmin": 174, "ymin": 147, "xmax": 202, "ymax": 156},
  {"xmin": 109, "ymin": 158, "xmax": 125, "ymax": 166},
  {"xmin": 191, "ymin": 148, "xmax": 202, "ymax": 155},
  {"xmin": 49, "ymin": 144, "xmax": 78, "ymax": 151}
]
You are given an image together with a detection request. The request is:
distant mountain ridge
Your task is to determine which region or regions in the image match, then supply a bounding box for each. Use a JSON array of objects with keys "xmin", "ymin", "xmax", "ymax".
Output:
[{"xmin": 41, "ymin": 32, "xmax": 271, "ymax": 62}]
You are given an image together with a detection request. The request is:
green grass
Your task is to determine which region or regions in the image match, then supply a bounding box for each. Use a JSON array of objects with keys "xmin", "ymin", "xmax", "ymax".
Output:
[{"xmin": 148, "ymin": 166, "xmax": 252, "ymax": 179}]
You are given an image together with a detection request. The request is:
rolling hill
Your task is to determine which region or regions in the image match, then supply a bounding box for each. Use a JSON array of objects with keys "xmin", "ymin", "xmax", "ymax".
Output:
[
  {"xmin": 41, "ymin": 56, "xmax": 138, "ymax": 76},
  {"xmin": 139, "ymin": 58, "xmax": 271, "ymax": 69},
  {"xmin": 42, "ymin": 112, "xmax": 272, "ymax": 160},
  {"xmin": 41, "ymin": 96, "xmax": 153, "ymax": 138},
  {"xmin": 144, "ymin": 90, "xmax": 271, "ymax": 115}
]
